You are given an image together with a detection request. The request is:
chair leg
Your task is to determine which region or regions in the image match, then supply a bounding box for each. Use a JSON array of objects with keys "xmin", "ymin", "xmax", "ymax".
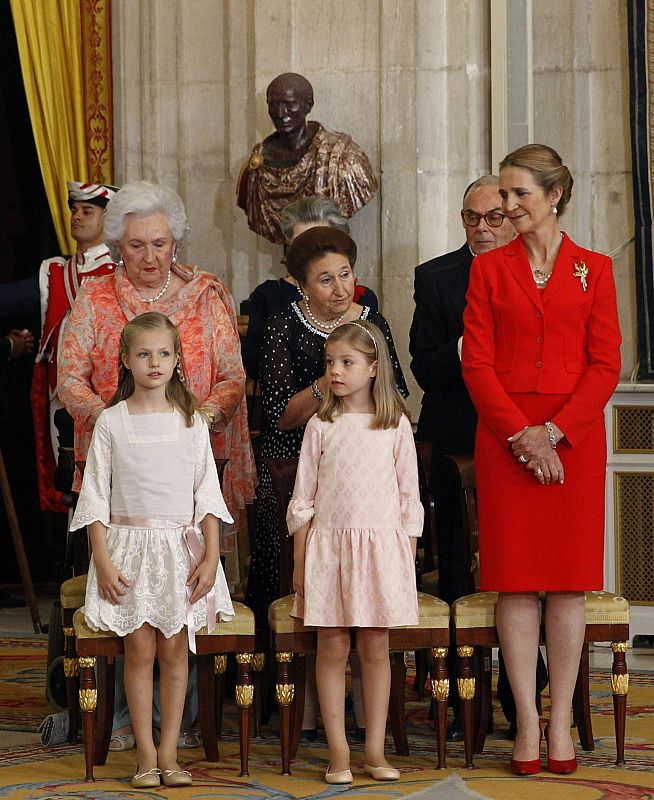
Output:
[
  {"xmin": 611, "ymin": 641, "xmax": 629, "ymax": 766},
  {"xmin": 78, "ymin": 656, "xmax": 97, "ymax": 781},
  {"xmin": 64, "ymin": 622, "xmax": 80, "ymax": 742},
  {"xmin": 430, "ymin": 647, "xmax": 448, "ymax": 769},
  {"xmin": 290, "ymin": 654, "xmax": 307, "ymax": 759},
  {"xmin": 457, "ymin": 645, "xmax": 476, "ymax": 769},
  {"xmin": 252, "ymin": 652, "xmax": 265, "ymax": 737},
  {"xmin": 197, "ymin": 654, "xmax": 219, "ymax": 762},
  {"xmin": 414, "ymin": 649, "xmax": 428, "ymax": 700},
  {"xmin": 389, "ymin": 651, "xmax": 409, "ymax": 756},
  {"xmin": 214, "ymin": 655, "xmax": 227, "ymax": 740},
  {"xmin": 236, "ymin": 653, "xmax": 253, "ymax": 777},
  {"xmin": 572, "ymin": 643, "xmax": 594, "ymax": 751},
  {"xmin": 276, "ymin": 652, "xmax": 294, "ymax": 776},
  {"xmin": 474, "ymin": 648, "xmax": 492, "ymax": 755},
  {"xmin": 93, "ymin": 656, "xmax": 115, "ymax": 766}
]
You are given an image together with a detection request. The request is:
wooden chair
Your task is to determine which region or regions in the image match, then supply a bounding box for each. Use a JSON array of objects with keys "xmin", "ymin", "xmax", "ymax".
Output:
[
  {"xmin": 448, "ymin": 455, "xmax": 630, "ymax": 768},
  {"xmin": 266, "ymin": 457, "xmax": 451, "ymax": 775},
  {"xmin": 73, "ymin": 601, "xmax": 255, "ymax": 781}
]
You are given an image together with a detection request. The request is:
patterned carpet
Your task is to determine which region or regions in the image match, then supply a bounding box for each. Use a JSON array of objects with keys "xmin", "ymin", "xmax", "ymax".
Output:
[
  {"xmin": 0, "ymin": 635, "xmax": 51, "ymax": 732},
  {"xmin": 0, "ymin": 635, "xmax": 653, "ymax": 798}
]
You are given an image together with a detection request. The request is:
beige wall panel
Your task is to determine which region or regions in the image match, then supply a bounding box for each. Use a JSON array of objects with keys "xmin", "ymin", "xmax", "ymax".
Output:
[{"xmin": 113, "ymin": 0, "xmax": 636, "ymax": 410}]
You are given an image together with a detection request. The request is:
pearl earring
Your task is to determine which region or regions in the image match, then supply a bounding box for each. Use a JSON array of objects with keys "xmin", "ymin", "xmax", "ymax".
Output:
[
  {"xmin": 176, "ymin": 362, "xmax": 185, "ymax": 383},
  {"xmin": 552, "ymin": 206, "xmax": 558, "ymax": 215}
]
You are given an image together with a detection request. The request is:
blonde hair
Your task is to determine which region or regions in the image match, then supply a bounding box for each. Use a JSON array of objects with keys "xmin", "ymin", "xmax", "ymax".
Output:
[
  {"xmin": 106, "ymin": 312, "xmax": 198, "ymax": 427},
  {"xmin": 318, "ymin": 320, "xmax": 409, "ymax": 430},
  {"xmin": 500, "ymin": 143, "xmax": 573, "ymax": 216}
]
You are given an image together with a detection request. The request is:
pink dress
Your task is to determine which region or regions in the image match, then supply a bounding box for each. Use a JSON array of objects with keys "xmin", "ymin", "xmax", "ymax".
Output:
[{"xmin": 287, "ymin": 413, "xmax": 422, "ymax": 628}]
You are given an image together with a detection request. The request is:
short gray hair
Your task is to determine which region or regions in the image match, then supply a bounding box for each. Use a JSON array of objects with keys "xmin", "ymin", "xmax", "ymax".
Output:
[
  {"xmin": 104, "ymin": 181, "xmax": 189, "ymax": 261},
  {"xmin": 462, "ymin": 175, "xmax": 500, "ymax": 208},
  {"xmin": 280, "ymin": 196, "xmax": 350, "ymax": 243}
]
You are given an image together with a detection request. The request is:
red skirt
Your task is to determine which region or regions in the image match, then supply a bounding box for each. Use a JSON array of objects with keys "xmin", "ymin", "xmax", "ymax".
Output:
[{"xmin": 476, "ymin": 393, "xmax": 606, "ymax": 591}]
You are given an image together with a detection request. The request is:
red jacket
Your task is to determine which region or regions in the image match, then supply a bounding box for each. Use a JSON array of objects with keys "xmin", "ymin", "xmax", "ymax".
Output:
[{"xmin": 462, "ymin": 234, "xmax": 621, "ymax": 448}]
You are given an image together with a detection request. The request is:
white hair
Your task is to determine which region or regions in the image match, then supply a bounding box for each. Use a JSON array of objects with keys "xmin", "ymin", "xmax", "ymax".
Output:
[{"xmin": 104, "ymin": 181, "xmax": 189, "ymax": 261}]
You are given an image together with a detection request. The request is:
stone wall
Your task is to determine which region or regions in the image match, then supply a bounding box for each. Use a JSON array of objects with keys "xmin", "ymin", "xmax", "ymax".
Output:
[{"xmin": 112, "ymin": 0, "xmax": 635, "ymax": 418}]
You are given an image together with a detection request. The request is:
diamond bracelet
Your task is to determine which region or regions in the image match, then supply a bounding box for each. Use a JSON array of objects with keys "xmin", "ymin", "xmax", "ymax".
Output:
[{"xmin": 544, "ymin": 420, "xmax": 557, "ymax": 449}]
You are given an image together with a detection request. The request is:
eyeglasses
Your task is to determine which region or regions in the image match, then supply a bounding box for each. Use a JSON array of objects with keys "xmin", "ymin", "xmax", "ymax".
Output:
[{"xmin": 461, "ymin": 209, "xmax": 506, "ymax": 228}]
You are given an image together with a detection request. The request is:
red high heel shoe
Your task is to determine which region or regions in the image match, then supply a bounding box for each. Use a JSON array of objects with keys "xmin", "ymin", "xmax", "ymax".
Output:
[
  {"xmin": 544, "ymin": 722, "xmax": 578, "ymax": 774},
  {"xmin": 510, "ymin": 726, "xmax": 543, "ymax": 776}
]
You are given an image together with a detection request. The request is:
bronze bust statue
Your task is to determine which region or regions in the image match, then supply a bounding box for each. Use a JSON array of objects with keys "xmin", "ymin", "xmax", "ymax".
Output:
[{"xmin": 236, "ymin": 72, "xmax": 378, "ymax": 244}]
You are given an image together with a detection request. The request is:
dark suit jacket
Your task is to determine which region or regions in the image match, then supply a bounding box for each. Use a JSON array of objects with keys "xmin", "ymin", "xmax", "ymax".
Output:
[{"xmin": 409, "ymin": 243, "xmax": 477, "ymax": 454}]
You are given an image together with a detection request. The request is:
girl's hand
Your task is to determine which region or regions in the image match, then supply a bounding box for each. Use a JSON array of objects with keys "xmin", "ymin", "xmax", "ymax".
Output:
[
  {"xmin": 95, "ymin": 558, "xmax": 129, "ymax": 605},
  {"xmin": 187, "ymin": 558, "xmax": 219, "ymax": 604},
  {"xmin": 293, "ymin": 563, "xmax": 304, "ymax": 597}
]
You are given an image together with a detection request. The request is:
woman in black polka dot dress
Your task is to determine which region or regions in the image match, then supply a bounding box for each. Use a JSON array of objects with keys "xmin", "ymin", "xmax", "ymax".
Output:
[{"xmin": 245, "ymin": 227, "xmax": 408, "ymax": 628}]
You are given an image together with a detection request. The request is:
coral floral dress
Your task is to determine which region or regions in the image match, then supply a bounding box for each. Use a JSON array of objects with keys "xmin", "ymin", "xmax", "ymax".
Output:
[{"xmin": 287, "ymin": 413, "xmax": 422, "ymax": 628}]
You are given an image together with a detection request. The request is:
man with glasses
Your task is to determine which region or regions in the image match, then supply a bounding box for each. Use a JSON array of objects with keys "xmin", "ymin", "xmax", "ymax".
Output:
[
  {"xmin": 410, "ymin": 175, "xmax": 513, "ymax": 444},
  {"xmin": 410, "ymin": 176, "xmax": 521, "ymax": 739}
]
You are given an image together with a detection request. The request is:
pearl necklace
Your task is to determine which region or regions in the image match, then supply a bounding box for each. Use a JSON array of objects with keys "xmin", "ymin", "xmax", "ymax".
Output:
[
  {"xmin": 139, "ymin": 269, "xmax": 172, "ymax": 303},
  {"xmin": 303, "ymin": 300, "xmax": 346, "ymax": 331}
]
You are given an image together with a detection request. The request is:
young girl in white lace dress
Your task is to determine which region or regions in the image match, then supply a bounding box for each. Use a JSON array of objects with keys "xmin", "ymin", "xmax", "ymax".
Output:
[
  {"xmin": 70, "ymin": 312, "xmax": 234, "ymax": 789},
  {"xmin": 289, "ymin": 320, "xmax": 422, "ymax": 785}
]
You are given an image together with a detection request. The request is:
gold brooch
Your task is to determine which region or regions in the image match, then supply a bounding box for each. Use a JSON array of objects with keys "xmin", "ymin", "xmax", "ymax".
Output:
[
  {"xmin": 249, "ymin": 152, "xmax": 263, "ymax": 170},
  {"xmin": 572, "ymin": 260, "xmax": 588, "ymax": 292}
]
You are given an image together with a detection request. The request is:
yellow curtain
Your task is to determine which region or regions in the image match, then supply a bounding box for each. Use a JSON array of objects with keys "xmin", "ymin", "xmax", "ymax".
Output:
[{"xmin": 10, "ymin": 0, "xmax": 88, "ymax": 255}]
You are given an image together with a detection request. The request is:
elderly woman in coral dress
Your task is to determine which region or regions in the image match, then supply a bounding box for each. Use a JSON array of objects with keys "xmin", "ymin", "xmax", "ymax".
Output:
[{"xmin": 58, "ymin": 180, "xmax": 256, "ymax": 750}]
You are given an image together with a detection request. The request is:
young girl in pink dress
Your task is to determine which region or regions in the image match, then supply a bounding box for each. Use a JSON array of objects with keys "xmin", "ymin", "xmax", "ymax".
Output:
[
  {"xmin": 289, "ymin": 320, "xmax": 422, "ymax": 785},
  {"xmin": 70, "ymin": 312, "xmax": 234, "ymax": 789}
]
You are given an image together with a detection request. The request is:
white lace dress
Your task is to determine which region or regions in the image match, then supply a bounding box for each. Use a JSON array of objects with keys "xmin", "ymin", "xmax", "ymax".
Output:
[{"xmin": 70, "ymin": 402, "xmax": 234, "ymax": 640}]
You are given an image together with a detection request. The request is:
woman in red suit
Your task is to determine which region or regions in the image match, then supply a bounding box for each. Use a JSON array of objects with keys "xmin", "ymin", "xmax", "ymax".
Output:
[{"xmin": 462, "ymin": 144, "xmax": 621, "ymax": 776}]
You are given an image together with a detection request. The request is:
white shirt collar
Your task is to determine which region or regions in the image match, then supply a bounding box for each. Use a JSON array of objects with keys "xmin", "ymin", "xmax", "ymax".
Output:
[{"xmin": 76, "ymin": 243, "xmax": 113, "ymax": 272}]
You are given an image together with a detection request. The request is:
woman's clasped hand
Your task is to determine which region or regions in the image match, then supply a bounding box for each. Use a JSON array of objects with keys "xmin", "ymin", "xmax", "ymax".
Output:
[{"xmin": 508, "ymin": 424, "xmax": 564, "ymax": 484}]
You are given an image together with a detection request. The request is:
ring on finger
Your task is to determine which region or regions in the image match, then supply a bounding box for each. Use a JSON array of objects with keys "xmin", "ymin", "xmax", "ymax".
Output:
[
  {"xmin": 536, "ymin": 467, "xmax": 543, "ymax": 476},
  {"xmin": 518, "ymin": 454, "xmax": 527, "ymax": 463}
]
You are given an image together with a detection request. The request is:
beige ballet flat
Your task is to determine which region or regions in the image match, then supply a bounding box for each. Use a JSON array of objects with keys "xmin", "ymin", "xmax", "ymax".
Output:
[
  {"xmin": 325, "ymin": 765, "xmax": 353, "ymax": 784},
  {"xmin": 162, "ymin": 769, "xmax": 193, "ymax": 787},
  {"xmin": 131, "ymin": 767, "xmax": 161, "ymax": 788},
  {"xmin": 364, "ymin": 763, "xmax": 400, "ymax": 781}
]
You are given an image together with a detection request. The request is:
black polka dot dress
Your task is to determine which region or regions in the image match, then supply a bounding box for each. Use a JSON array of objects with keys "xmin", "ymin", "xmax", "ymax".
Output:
[{"xmin": 244, "ymin": 302, "xmax": 408, "ymax": 629}]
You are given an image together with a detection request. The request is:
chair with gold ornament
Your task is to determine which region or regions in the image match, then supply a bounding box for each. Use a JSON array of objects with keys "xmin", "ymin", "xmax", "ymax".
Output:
[
  {"xmin": 73, "ymin": 599, "xmax": 256, "ymax": 781},
  {"xmin": 448, "ymin": 455, "xmax": 631, "ymax": 768},
  {"xmin": 266, "ymin": 457, "xmax": 451, "ymax": 775}
]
